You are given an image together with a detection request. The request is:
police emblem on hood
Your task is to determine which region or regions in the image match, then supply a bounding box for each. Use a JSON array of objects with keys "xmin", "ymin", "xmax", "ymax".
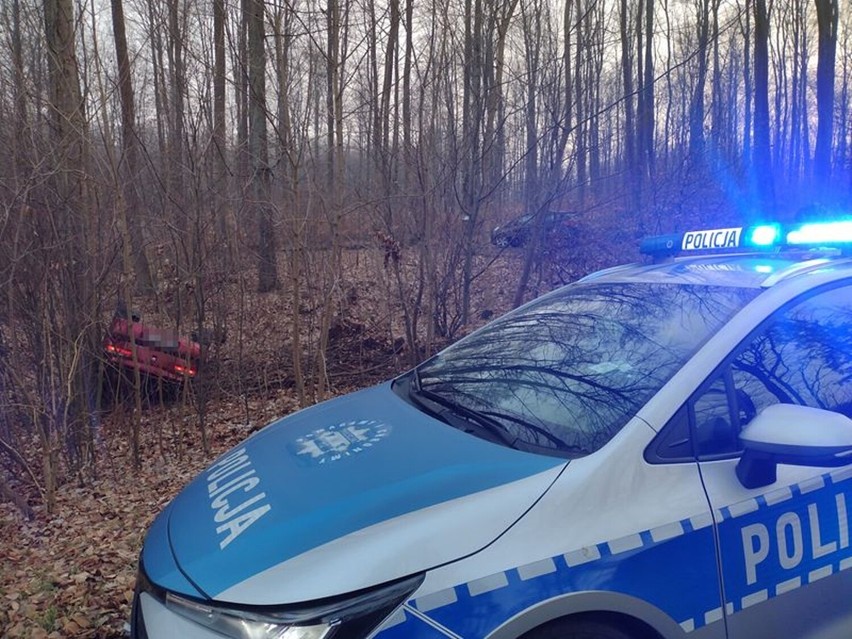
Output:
[{"xmin": 289, "ymin": 419, "xmax": 391, "ymax": 465}]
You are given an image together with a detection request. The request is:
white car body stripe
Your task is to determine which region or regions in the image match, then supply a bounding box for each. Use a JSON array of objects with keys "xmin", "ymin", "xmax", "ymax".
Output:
[
  {"xmin": 763, "ymin": 486, "xmax": 793, "ymax": 506},
  {"xmin": 403, "ymin": 604, "xmax": 463, "ymax": 639},
  {"xmin": 775, "ymin": 576, "xmax": 801, "ymax": 595},
  {"xmin": 517, "ymin": 558, "xmax": 557, "ymax": 581},
  {"xmin": 467, "ymin": 573, "xmax": 509, "ymax": 597},
  {"xmin": 415, "ymin": 588, "xmax": 459, "ymax": 613}
]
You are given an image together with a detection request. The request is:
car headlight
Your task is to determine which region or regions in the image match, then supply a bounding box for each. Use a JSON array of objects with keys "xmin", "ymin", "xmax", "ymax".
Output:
[
  {"xmin": 165, "ymin": 593, "xmax": 332, "ymax": 638},
  {"xmin": 154, "ymin": 571, "xmax": 424, "ymax": 639}
]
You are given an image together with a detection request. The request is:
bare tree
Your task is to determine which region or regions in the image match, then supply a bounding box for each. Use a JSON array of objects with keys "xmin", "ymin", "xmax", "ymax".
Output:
[
  {"xmin": 813, "ymin": 0, "xmax": 839, "ymax": 195},
  {"xmin": 212, "ymin": 0, "xmax": 231, "ymax": 255},
  {"xmin": 248, "ymin": 0, "xmax": 278, "ymax": 292},
  {"xmin": 111, "ymin": 0, "xmax": 155, "ymax": 295},
  {"xmin": 638, "ymin": 0, "xmax": 656, "ymax": 181},
  {"xmin": 620, "ymin": 0, "xmax": 637, "ymax": 208},
  {"xmin": 740, "ymin": 0, "xmax": 753, "ymax": 169},
  {"xmin": 753, "ymin": 0, "xmax": 775, "ymax": 212},
  {"xmin": 789, "ymin": 0, "xmax": 810, "ymax": 184},
  {"xmin": 43, "ymin": 0, "xmax": 100, "ymax": 506},
  {"xmin": 689, "ymin": 0, "xmax": 711, "ymax": 163}
]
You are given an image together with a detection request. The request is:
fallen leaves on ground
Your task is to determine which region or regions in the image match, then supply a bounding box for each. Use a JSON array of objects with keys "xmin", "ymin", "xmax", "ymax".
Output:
[{"xmin": 0, "ymin": 394, "xmax": 298, "ymax": 638}]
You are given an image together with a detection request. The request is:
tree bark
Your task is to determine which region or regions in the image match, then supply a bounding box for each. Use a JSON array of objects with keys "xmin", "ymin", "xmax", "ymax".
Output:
[
  {"xmin": 741, "ymin": 0, "xmax": 753, "ymax": 168},
  {"xmin": 44, "ymin": 0, "xmax": 98, "ymax": 503},
  {"xmin": 213, "ymin": 0, "xmax": 231, "ymax": 258},
  {"xmin": 689, "ymin": 0, "xmax": 710, "ymax": 163},
  {"xmin": 248, "ymin": 0, "xmax": 278, "ymax": 292},
  {"xmin": 753, "ymin": 0, "xmax": 775, "ymax": 212},
  {"xmin": 111, "ymin": 0, "xmax": 155, "ymax": 295},
  {"xmin": 167, "ymin": 0, "xmax": 188, "ymax": 244},
  {"xmin": 813, "ymin": 0, "xmax": 838, "ymax": 193},
  {"xmin": 620, "ymin": 0, "xmax": 635, "ymax": 193},
  {"xmin": 641, "ymin": 0, "xmax": 655, "ymax": 178}
]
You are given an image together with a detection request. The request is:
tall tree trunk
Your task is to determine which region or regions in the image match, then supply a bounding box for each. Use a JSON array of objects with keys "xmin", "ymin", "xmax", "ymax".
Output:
[
  {"xmin": 588, "ymin": 8, "xmax": 603, "ymax": 182},
  {"xmin": 111, "ymin": 0, "xmax": 155, "ymax": 295},
  {"xmin": 44, "ymin": 0, "xmax": 97, "ymax": 504},
  {"xmin": 513, "ymin": 0, "xmax": 542, "ymax": 308},
  {"xmin": 799, "ymin": 23, "xmax": 812, "ymax": 180},
  {"xmin": 836, "ymin": 28, "xmax": 850, "ymax": 189},
  {"xmin": 248, "ymin": 0, "xmax": 278, "ymax": 292},
  {"xmin": 167, "ymin": 0, "xmax": 188, "ymax": 247},
  {"xmin": 559, "ymin": 0, "xmax": 573, "ymax": 164},
  {"xmin": 620, "ymin": 0, "xmax": 636, "ymax": 207},
  {"xmin": 367, "ymin": 0, "xmax": 380, "ymax": 160},
  {"xmin": 145, "ymin": 0, "xmax": 167, "ymax": 160},
  {"xmin": 236, "ymin": 0, "xmax": 250, "ymax": 185},
  {"xmin": 575, "ymin": 0, "xmax": 586, "ymax": 204},
  {"xmin": 741, "ymin": 0, "xmax": 753, "ymax": 168},
  {"xmin": 689, "ymin": 0, "xmax": 710, "ymax": 163},
  {"xmin": 710, "ymin": 0, "xmax": 723, "ymax": 146},
  {"xmin": 380, "ymin": 0, "xmax": 400, "ymax": 153},
  {"xmin": 641, "ymin": 0, "xmax": 655, "ymax": 178},
  {"xmin": 10, "ymin": 0, "xmax": 27, "ymax": 174},
  {"xmin": 483, "ymin": 0, "xmax": 519, "ymax": 190},
  {"xmin": 213, "ymin": 0, "xmax": 231, "ymax": 258},
  {"xmin": 459, "ymin": 0, "xmax": 483, "ymax": 326},
  {"xmin": 753, "ymin": 0, "xmax": 775, "ymax": 213},
  {"xmin": 813, "ymin": 0, "xmax": 838, "ymax": 194},
  {"xmin": 402, "ymin": 0, "xmax": 414, "ymax": 154}
]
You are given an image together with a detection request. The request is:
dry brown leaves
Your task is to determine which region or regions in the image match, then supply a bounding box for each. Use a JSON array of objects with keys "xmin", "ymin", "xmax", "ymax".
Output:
[{"xmin": 0, "ymin": 392, "xmax": 305, "ymax": 639}]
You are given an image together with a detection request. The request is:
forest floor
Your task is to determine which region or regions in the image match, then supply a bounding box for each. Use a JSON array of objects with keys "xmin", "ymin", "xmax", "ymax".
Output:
[{"xmin": 0, "ymin": 403, "xmax": 257, "ymax": 638}]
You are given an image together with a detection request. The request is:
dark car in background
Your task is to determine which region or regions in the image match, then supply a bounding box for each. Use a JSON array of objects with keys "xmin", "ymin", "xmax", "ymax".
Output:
[{"xmin": 491, "ymin": 210, "xmax": 579, "ymax": 247}]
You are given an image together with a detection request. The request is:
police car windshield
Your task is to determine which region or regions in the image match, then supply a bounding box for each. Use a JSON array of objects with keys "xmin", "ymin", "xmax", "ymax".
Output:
[{"xmin": 414, "ymin": 282, "xmax": 760, "ymax": 459}]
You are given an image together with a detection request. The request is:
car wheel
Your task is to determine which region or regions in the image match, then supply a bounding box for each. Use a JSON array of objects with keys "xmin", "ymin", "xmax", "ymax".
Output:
[
  {"xmin": 494, "ymin": 236, "xmax": 510, "ymax": 248},
  {"xmin": 522, "ymin": 618, "xmax": 639, "ymax": 639}
]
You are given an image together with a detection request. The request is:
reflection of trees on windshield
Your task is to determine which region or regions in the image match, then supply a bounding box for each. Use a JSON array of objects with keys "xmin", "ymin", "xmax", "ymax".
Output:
[
  {"xmin": 732, "ymin": 286, "xmax": 852, "ymax": 418},
  {"xmin": 417, "ymin": 283, "xmax": 759, "ymax": 457}
]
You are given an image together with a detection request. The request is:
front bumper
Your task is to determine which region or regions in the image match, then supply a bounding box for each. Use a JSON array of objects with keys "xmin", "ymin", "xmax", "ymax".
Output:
[
  {"xmin": 131, "ymin": 589, "xmax": 219, "ymax": 639},
  {"xmin": 130, "ymin": 558, "xmax": 425, "ymax": 639},
  {"xmin": 130, "ymin": 559, "xmax": 214, "ymax": 639}
]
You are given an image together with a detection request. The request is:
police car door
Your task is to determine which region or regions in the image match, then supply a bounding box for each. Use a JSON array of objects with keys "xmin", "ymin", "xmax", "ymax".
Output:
[{"xmin": 689, "ymin": 282, "xmax": 852, "ymax": 638}]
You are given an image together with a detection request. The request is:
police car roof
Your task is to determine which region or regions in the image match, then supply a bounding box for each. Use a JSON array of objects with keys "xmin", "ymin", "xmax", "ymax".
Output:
[{"xmin": 580, "ymin": 253, "xmax": 852, "ymax": 289}]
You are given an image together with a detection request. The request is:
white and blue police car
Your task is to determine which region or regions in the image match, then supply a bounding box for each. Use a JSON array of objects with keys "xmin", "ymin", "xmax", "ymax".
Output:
[{"xmin": 132, "ymin": 219, "xmax": 852, "ymax": 639}]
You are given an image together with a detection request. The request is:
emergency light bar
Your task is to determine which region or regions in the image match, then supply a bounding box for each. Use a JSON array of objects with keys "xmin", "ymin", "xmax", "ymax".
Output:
[{"xmin": 640, "ymin": 218, "xmax": 852, "ymax": 258}]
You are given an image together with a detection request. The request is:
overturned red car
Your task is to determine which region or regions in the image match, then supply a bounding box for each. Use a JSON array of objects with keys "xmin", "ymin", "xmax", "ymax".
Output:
[{"xmin": 103, "ymin": 311, "xmax": 200, "ymax": 384}]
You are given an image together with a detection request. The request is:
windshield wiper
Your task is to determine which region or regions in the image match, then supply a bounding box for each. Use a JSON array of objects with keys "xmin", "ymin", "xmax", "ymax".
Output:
[
  {"xmin": 477, "ymin": 409, "xmax": 584, "ymax": 456},
  {"xmin": 406, "ymin": 370, "xmax": 585, "ymax": 458},
  {"xmin": 407, "ymin": 378, "xmax": 517, "ymax": 448}
]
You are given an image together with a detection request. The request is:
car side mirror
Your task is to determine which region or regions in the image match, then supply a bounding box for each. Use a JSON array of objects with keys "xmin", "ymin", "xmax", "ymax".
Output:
[{"xmin": 736, "ymin": 404, "xmax": 852, "ymax": 489}]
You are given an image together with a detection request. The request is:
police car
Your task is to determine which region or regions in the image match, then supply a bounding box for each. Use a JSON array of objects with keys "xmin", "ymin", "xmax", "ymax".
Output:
[{"xmin": 132, "ymin": 219, "xmax": 852, "ymax": 639}]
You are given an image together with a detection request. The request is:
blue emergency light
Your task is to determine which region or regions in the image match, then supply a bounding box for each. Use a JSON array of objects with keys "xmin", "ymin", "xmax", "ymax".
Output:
[
  {"xmin": 787, "ymin": 220, "xmax": 852, "ymax": 246},
  {"xmin": 745, "ymin": 224, "xmax": 782, "ymax": 247},
  {"xmin": 640, "ymin": 218, "xmax": 852, "ymax": 258}
]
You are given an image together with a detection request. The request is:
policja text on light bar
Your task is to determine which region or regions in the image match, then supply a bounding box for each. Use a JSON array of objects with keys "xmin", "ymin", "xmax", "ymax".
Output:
[{"xmin": 640, "ymin": 217, "xmax": 852, "ymax": 259}]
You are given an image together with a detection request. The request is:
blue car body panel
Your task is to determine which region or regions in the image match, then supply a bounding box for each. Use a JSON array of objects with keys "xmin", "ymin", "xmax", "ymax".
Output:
[
  {"xmin": 141, "ymin": 503, "xmax": 205, "ymax": 598},
  {"xmin": 166, "ymin": 384, "xmax": 564, "ymax": 597}
]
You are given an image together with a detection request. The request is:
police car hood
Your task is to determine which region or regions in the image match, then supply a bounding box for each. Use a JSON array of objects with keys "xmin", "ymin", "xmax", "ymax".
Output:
[{"xmin": 163, "ymin": 383, "xmax": 564, "ymax": 603}]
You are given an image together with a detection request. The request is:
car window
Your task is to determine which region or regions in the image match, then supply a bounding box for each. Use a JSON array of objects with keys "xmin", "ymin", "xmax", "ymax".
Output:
[
  {"xmin": 690, "ymin": 283, "xmax": 852, "ymax": 459},
  {"xmin": 413, "ymin": 282, "xmax": 759, "ymax": 458}
]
